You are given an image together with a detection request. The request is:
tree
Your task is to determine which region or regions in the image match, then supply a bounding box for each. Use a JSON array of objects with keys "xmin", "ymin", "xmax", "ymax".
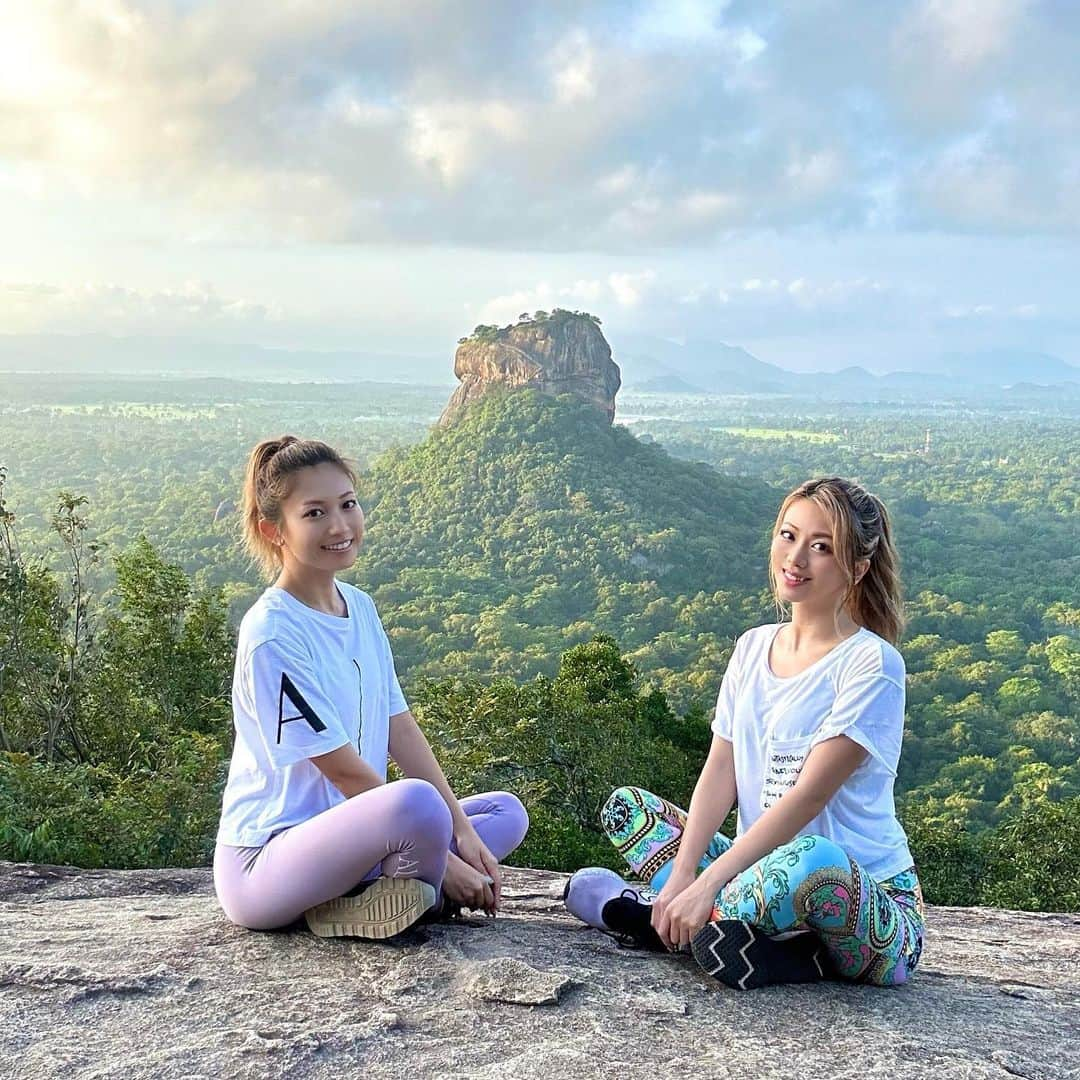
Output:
[
  {"xmin": 986, "ymin": 630, "xmax": 1025, "ymax": 664},
  {"xmin": 996, "ymin": 676, "xmax": 1047, "ymax": 718},
  {"xmin": 900, "ymin": 803, "xmax": 984, "ymax": 905},
  {"xmin": 0, "ymin": 492, "xmax": 231, "ymax": 868},
  {"xmin": 1045, "ymin": 635, "xmax": 1080, "ymax": 699},
  {"xmin": 980, "ymin": 797, "xmax": 1080, "ymax": 911},
  {"xmin": 413, "ymin": 635, "xmax": 703, "ymax": 871},
  {"xmin": 555, "ymin": 634, "xmax": 635, "ymax": 704},
  {"xmin": 0, "ymin": 487, "xmax": 99, "ymax": 763}
]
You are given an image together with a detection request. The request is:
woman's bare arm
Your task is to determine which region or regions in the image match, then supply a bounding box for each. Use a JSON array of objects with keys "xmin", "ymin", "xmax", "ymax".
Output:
[
  {"xmin": 389, "ymin": 709, "xmax": 501, "ymax": 910},
  {"xmin": 697, "ymin": 735, "xmax": 867, "ymax": 894},
  {"xmin": 387, "ymin": 710, "xmax": 471, "ymax": 835},
  {"xmin": 669, "ymin": 735, "xmax": 739, "ymax": 879},
  {"xmin": 656, "ymin": 735, "xmax": 868, "ymax": 948},
  {"xmin": 310, "ymin": 742, "xmax": 385, "ymax": 798}
]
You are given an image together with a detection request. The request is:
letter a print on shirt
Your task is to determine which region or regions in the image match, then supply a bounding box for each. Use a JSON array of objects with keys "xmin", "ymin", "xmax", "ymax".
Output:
[{"xmin": 277, "ymin": 672, "xmax": 328, "ymax": 744}]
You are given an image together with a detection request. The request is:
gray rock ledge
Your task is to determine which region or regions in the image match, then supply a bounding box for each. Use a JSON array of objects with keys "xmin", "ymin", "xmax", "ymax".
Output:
[{"xmin": 1, "ymin": 862, "xmax": 1078, "ymax": 1080}]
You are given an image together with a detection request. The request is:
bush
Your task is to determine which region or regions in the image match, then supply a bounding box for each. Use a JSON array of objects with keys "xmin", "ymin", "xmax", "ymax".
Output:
[
  {"xmin": 0, "ymin": 734, "xmax": 224, "ymax": 868},
  {"xmin": 413, "ymin": 635, "xmax": 704, "ymax": 873},
  {"xmin": 508, "ymin": 801, "xmax": 621, "ymax": 873},
  {"xmin": 901, "ymin": 808, "xmax": 986, "ymax": 905},
  {"xmin": 979, "ymin": 796, "xmax": 1080, "ymax": 911}
]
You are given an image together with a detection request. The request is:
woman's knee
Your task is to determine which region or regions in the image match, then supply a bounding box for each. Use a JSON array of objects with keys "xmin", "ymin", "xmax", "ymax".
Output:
[
  {"xmin": 490, "ymin": 791, "xmax": 530, "ymax": 848},
  {"xmin": 601, "ymin": 785, "xmax": 647, "ymax": 827},
  {"xmin": 385, "ymin": 778, "xmax": 453, "ymax": 845},
  {"xmin": 777, "ymin": 833, "xmax": 853, "ymax": 880},
  {"xmin": 605, "ymin": 785, "xmax": 648, "ymax": 807}
]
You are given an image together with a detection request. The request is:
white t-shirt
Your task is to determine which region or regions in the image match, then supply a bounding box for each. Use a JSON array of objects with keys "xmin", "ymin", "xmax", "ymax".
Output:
[
  {"xmin": 216, "ymin": 581, "xmax": 409, "ymax": 847},
  {"xmin": 711, "ymin": 623, "xmax": 914, "ymax": 881}
]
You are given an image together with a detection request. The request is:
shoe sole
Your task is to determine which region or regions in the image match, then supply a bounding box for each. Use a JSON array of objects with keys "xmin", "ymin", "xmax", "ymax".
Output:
[
  {"xmin": 691, "ymin": 920, "xmax": 826, "ymax": 990},
  {"xmin": 304, "ymin": 877, "xmax": 437, "ymax": 940}
]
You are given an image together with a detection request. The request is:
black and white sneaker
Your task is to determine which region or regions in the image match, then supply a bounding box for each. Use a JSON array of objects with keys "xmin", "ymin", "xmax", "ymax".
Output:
[
  {"xmin": 691, "ymin": 920, "xmax": 829, "ymax": 990},
  {"xmin": 563, "ymin": 867, "xmax": 667, "ymax": 952},
  {"xmin": 600, "ymin": 890, "xmax": 668, "ymax": 952}
]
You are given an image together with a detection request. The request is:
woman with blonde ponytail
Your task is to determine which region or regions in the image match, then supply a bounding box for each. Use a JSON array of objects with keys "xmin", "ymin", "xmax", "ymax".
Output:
[
  {"xmin": 214, "ymin": 436, "xmax": 528, "ymax": 940},
  {"xmin": 565, "ymin": 478, "xmax": 924, "ymax": 991}
]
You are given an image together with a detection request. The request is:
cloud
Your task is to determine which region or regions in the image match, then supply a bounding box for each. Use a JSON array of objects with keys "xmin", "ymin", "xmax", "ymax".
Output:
[
  {"xmin": 785, "ymin": 150, "xmax": 844, "ymax": 201},
  {"xmin": 900, "ymin": 0, "xmax": 1030, "ymax": 70},
  {"xmin": 1, "ymin": 1, "xmax": 1078, "ymax": 249},
  {"xmin": 676, "ymin": 274, "xmax": 904, "ymax": 338},
  {"xmin": 943, "ymin": 301, "xmax": 1043, "ymax": 322},
  {"xmin": 0, "ymin": 278, "xmax": 274, "ymax": 336},
  {"xmin": 608, "ymin": 270, "xmax": 656, "ymax": 307},
  {"xmin": 472, "ymin": 270, "xmax": 655, "ymax": 325},
  {"xmin": 406, "ymin": 101, "xmax": 523, "ymax": 185},
  {"xmin": 474, "ymin": 269, "xmax": 912, "ymax": 343},
  {"xmin": 550, "ymin": 29, "xmax": 597, "ymax": 104}
]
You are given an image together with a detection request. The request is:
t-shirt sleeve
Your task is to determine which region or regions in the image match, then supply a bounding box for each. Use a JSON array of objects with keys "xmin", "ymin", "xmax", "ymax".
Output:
[
  {"xmin": 711, "ymin": 634, "xmax": 746, "ymax": 741},
  {"xmin": 369, "ymin": 597, "xmax": 408, "ymax": 716},
  {"xmin": 810, "ymin": 672, "xmax": 906, "ymax": 776},
  {"xmin": 246, "ymin": 636, "xmax": 351, "ymax": 768}
]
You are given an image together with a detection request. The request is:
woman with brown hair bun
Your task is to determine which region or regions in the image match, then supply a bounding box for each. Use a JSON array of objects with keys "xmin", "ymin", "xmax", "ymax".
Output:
[{"xmin": 214, "ymin": 436, "xmax": 528, "ymax": 939}]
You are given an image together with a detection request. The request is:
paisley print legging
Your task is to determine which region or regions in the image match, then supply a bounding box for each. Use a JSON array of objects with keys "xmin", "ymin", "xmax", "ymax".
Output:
[{"xmin": 600, "ymin": 786, "xmax": 925, "ymax": 986}]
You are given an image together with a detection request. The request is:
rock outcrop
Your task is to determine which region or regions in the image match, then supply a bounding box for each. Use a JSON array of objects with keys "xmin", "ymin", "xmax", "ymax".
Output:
[
  {"xmin": 3, "ymin": 861, "xmax": 1078, "ymax": 1079},
  {"xmin": 439, "ymin": 312, "xmax": 621, "ymax": 426}
]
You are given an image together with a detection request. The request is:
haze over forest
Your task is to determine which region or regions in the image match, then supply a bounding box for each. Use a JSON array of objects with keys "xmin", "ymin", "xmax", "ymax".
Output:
[{"xmin": 2, "ymin": 329, "xmax": 1079, "ymax": 399}]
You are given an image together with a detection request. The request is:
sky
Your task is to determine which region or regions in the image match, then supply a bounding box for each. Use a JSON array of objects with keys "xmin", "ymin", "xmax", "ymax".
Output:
[{"xmin": 1, "ymin": 0, "xmax": 1078, "ymax": 376}]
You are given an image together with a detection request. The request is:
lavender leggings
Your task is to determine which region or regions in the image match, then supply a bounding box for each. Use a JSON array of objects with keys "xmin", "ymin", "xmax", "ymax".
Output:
[{"xmin": 214, "ymin": 778, "xmax": 529, "ymax": 930}]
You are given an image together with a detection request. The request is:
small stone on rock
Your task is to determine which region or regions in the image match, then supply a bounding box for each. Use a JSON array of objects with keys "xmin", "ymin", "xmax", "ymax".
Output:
[{"xmin": 460, "ymin": 957, "xmax": 573, "ymax": 1006}]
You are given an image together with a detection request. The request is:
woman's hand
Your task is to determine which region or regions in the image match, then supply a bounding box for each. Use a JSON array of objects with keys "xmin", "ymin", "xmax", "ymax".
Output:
[
  {"xmin": 654, "ymin": 874, "xmax": 718, "ymax": 951},
  {"xmin": 454, "ymin": 824, "xmax": 502, "ymax": 908},
  {"xmin": 441, "ymin": 851, "xmax": 497, "ymax": 913},
  {"xmin": 649, "ymin": 865, "xmax": 697, "ymax": 947}
]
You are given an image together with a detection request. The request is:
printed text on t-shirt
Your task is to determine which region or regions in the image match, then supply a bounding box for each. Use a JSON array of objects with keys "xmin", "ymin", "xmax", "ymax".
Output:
[{"xmin": 762, "ymin": 742, "xmax": 808, "ymax": 809}]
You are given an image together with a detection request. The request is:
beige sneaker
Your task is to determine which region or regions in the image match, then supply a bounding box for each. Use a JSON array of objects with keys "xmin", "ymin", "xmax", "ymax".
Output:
[{"xmin": 304, "ymin": 877, "xmax": 437, "ymax": 939}]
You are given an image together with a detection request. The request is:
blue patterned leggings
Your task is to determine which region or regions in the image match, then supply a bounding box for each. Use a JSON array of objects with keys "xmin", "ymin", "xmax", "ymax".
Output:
[{"xmin": 601, "ymin": 786, "xmax": 925, "ymax": 985}]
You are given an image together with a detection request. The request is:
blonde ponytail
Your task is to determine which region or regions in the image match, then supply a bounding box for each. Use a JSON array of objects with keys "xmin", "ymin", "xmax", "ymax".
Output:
[{"xmin": 770, "ymin": 477, "xmax": 904, "ymax": 644}]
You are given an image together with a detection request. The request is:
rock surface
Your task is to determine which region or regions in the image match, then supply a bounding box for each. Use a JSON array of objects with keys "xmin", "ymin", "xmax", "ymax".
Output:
[
  {"xmin": 2, "ymin": 861, "xmax": 1078, "ymax": 1080},
  {"xmin": 440, "ymin": 314, "xmax": 621, "ymax": 426}
]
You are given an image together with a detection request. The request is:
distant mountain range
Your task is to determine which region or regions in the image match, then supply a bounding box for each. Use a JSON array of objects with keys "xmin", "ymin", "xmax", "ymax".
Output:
[
  {"xmin": 2, "ymin": 331, "xmax": 1078, "ymax": 400},
  {"xmin": 934, "ymin": 349, "xmax": 1080, "ymax": 383},
  {"xmin": 614, "ymin": 335, "xmax": 787, "ymax": 394},
  {"xmin": 614, "ymin": 335, "xmax": 1080, "ymax": 398}
]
